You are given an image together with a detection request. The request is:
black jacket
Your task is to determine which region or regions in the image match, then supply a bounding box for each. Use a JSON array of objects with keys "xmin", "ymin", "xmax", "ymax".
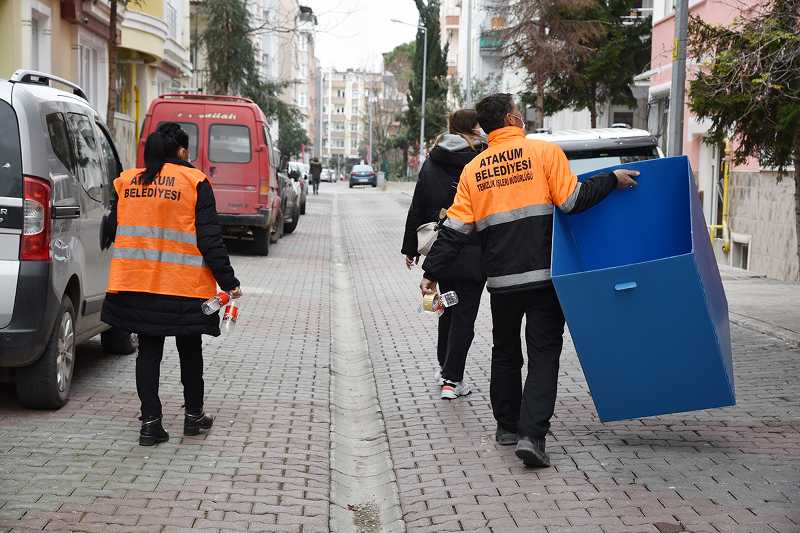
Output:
[
  {"xmin": 101, "ymin": 159, "xmax": 239, "ymax": 337},
  {"xmin": 402, "ymin": 134, "xmax": 485, "ymax": 282}
]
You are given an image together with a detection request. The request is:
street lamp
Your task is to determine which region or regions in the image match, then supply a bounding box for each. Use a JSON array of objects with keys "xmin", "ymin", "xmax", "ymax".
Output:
[{"xmin": 391, "ymin": 18, "xmax": 427, "ymax": 170}]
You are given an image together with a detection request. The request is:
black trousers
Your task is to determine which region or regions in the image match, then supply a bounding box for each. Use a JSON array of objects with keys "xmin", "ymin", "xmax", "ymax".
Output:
[
  {"xmin": 489, "ymin": 285, "xmax": 565, "ymax": 439},
  {"xmin": 437, "ymin": 278, "xmax": 485, "ymax": 383},
  {"xmin": 136, "ymin": 334, "xmax": 204, "ymax": 419}
]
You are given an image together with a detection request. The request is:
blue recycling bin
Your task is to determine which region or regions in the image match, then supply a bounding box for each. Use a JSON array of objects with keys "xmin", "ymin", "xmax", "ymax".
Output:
[{"xmin": 551, "ymin": 156, "xmax": 734, "ymax": 422}]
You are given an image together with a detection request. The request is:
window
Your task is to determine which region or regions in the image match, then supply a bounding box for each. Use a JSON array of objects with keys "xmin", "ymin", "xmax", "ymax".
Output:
[
  {"xmin": 333, "ymin": 121, "xmax": 345, "ymax": 132},
  {"xmin": 209, "ymin": 124, "xmax": 251, "ymax": 163},
  {"xmin": 0, "ymin": 101, "xmax": 22, "ymax": 198},
  {"xmin": 157, "ymin": 121, "xmax": 198, "ymax": 161},
  {"xmin": 166, "ymin": 2, "xmax": 178, "ymax": 40},
  {"xmin": 332, "ymin": 139, "xmax": 344, "ymax": 149},
  {"xmin": 66, "ymin": 113, "xmax": 105, "ymax": 202},
  {"xmin": 351, "ymin": 123, "xmax": 358, "ymax": 133},
  {"xmin": 95, "ymin": 123, "xmax": 120, "ymax": 185},
  {"xmin": 46, "ymin": 113, "xmax": 75, "ymax": 173},
  {"xmin": 612, "ymin": 112, "xmax": 634, "ymax": 127},
  {"xmin": 31, "ymin": 17, "xmax": 40, "ymax": 70}
]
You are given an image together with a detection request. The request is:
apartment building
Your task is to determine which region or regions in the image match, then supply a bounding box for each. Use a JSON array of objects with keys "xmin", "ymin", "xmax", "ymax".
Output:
[
  {"xmin": 0, "ymin": 0, "xmax": 114, "ymax": 119},
  {"xmin": 320, "ymin": 69, "xmax": 401, "ymax": 166},
  {"xmin": 0, "ymin": 0, "xmax": 192, "ymax": 167}
]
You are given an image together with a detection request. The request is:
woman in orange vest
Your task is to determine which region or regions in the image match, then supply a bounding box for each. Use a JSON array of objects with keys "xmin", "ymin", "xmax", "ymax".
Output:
[{"xmin": 101, "ymin": 122, "xmax": 241, "ymax": 446}]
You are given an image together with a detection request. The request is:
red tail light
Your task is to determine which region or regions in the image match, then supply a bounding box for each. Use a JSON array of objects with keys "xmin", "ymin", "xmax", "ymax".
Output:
[{"xmin": 21, "ymin": 176, "xmax": 51, "ymax": 261}]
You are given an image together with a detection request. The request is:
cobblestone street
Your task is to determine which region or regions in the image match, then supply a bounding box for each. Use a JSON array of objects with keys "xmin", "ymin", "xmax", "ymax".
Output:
[{"xmin": 1, "ymin": 183, "xmax": 799, "ymax": 532}]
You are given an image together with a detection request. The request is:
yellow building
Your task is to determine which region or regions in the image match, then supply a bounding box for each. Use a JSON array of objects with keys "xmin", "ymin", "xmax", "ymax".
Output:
[
  {"xmin": 116, "ymin": 0, "xmax": 192, "ymax": 166},
  {"xmin": 0, "ymin": 0, "xmax": 114, "ymax": 116},
  {"xmin": 0, "ymin": 0, "xmax": 192, "ymax": 166}
]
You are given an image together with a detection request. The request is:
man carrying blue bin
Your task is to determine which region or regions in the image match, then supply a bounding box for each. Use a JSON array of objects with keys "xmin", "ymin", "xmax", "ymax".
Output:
[{"xmin": 420, "ymin": 93, "xmax": 639, "ymax": 467}]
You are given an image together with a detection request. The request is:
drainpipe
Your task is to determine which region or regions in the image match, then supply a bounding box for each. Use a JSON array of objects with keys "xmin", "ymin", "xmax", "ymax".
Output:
[
  {"xmin": 721, "ymin": 139, "xmax": 731, "ymax": 253},
  {"xmin": 134, "ymin": 84, "xmax": 141, "ymax": 143}
]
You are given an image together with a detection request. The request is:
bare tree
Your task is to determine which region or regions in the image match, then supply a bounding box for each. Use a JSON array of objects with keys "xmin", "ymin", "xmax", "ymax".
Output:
[{"xmin": 489, "ymin": 0, "xmax": 602, "ymax": 127}]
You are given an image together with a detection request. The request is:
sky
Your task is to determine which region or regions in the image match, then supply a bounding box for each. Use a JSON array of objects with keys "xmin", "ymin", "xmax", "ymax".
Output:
[{"xmin": 305, "ymin": 0, "xmax": 421, "ymax": 71}]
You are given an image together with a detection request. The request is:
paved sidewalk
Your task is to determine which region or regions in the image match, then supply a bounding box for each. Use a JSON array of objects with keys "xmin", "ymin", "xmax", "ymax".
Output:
[{"xmin": 341, "ymin": 188, "xmax": 800, "ymax": 533}]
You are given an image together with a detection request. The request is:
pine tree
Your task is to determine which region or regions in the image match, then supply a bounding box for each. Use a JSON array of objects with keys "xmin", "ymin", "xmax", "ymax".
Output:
[{"xmin": 688, "ymin": 0, "xmax": 800, "ymax": 278}]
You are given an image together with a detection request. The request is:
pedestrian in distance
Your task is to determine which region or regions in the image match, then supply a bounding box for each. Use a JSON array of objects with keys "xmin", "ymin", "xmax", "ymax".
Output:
[
  {"xmin": 420, "ymin": 94, "xmax": 639, "ymax": 467},
  {"xmin": 310, "ymin": 157, "xmax": 322, "ymax": 195},
  {"xmin": 101, "ymin": 122, "xmax": 242, "ymax": 447},
  {"xmin": 402, "ymin": 109, "xmax": 487, "ymax": 400}
]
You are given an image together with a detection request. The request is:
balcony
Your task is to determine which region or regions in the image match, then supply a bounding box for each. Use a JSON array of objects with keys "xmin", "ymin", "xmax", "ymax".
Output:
[{"xmin": 479, "ymin": 30, "xmax": 504, "ymax": 55}]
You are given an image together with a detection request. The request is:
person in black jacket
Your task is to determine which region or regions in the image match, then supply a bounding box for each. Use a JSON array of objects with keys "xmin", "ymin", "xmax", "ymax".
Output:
[
  {"xmin": 402, "ymin": 109, "xmax": 486, "ymax": 400},
  {"xmin": 101, "ymin": 123, "xmax": 241, "ymax": 446}
]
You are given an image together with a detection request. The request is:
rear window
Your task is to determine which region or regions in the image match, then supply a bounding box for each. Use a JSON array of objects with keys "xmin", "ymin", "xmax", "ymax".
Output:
[
  {"xmin": 353, "ymin": 165, "xmax": 374, "ymax": 174},
  {"xmin": 564, "ymin": 146, "xmax": 660, "ymax": 175},
  {"xmin": 0, "ymin": 100, "xmax": 22, "ymax": 197},
  {"xmin": 209, "ymin": 124, "xmax": 251, "ymax": 163},
  {"xmin": 158, "ymin": 121, "xmax": 198, "ymax": 162}
]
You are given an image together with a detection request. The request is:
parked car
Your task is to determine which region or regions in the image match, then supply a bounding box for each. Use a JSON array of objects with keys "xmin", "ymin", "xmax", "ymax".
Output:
[
  {"xmin": 527, "ymin": 126, "xmax": 663, "ymax": 174},
  {"xmin": 350, "ymin": 164, "xmax": 377, "ymax": 188},
  {"xmin": 279, "ymin": 171, "xmax": 300, "ymax": 234},
  {"xmin": 138, "ymin": 94, "xmax": 283, "ymax": 256},
  {"xmin": 288, "ymin": 161, "xmax": 308, "ymax": 214},
  {"xmin": 321, "ymin": 168, "xmax": 335, "ymax": 183},
  {"xmin": 0, "ymin": 70, "xmax": 136, "ymax": 408}
]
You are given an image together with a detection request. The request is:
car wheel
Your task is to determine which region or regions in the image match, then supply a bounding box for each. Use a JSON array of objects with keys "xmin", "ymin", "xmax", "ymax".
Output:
[
  {"xmin": 349, "ymin": 183, "xmax": 354, "ymax": 189},
  {"xmin": 270, "ymin": 211, "xmax": 283, "ymax": 244},
  {"xmin": 16, "ymin": 296, "xmax": 76, "ymax": 409},
  {"xmin": 101, "ymin": 327, "xmax": 137, "ymax": 355},
  {"xmin": 284, "ymin": 206, "xmax": 299, "ymax": 234},
  {"xmin": 252, "ymin": 226, "xmax": 270, "ymax": 256}
]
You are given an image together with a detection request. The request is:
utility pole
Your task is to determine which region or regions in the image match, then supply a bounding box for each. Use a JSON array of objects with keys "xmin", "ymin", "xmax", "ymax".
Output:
[
  {"xmin": 464, "ymin": 0, "xmax": 473, "ymax": 106},
  {"xmin": 419, "ymin": 24, "xmax": 428, "ymax": 170},
  {"xmin": 667, "ymin": 0, "xmax": 689, "ymax": 156},
  {"xmin": 316, "ymin": 66, "xmax": 323, "ymax": 160},
  {"xmin": 368, "ymin": 96, "xmax": 373, "ymax": 166}
]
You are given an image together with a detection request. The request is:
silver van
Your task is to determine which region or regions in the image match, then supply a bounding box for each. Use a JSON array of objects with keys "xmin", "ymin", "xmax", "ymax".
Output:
[
  {"xmin": 0, "ymin": 71, "xmax": 135, "ymax": 409},
  {"xmin": 527, "ymin": 126, "xmax": 663, "ymax": 174}
]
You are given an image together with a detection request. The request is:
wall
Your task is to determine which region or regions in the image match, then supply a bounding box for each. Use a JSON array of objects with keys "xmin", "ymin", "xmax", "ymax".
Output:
[
  {"xmin": 721, "ymin": 172, "xmax": 799, "ymax": 281},
  {"xmin": 0, "ymin": 0, "xmax": 23, "ymax": 78}
]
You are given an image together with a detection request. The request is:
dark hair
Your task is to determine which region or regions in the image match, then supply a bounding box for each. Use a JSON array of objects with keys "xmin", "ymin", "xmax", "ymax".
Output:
[
  {"xmin": 138, "ymin": 122, "xmax": 189, "ymax": 185},
  {"xmin": 449, "ymin": 109, "xmax": 478, "ymax": 136},
  {"xmin": 475, "ymin": 93, "xmax": 514, "ymax": 134}
]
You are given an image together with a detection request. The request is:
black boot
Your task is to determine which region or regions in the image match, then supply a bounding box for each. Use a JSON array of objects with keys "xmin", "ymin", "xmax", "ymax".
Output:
[
  {"xmin": 515, "ymin": 436, "xmax": 550, "ymax": 467},
  {"xmin": 184, "ymin": 410, "xmax": 214, "ymax": 436},
  {"xmin": 495, "ymin": 424, "xmax": 519, "ymax": 446},
  {"xmin": 139, "ymin": 416, "xmax": 169, "ymax": 446}
]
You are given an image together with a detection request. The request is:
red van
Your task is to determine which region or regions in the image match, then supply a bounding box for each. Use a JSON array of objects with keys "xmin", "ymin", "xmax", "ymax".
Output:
[{"xmin": 137, "ymin": 94, "xmax": 282, "ymax": 255}]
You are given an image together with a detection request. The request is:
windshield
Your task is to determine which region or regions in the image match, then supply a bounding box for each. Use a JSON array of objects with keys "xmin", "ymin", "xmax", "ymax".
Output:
[{"xmin": 564, "ymin": 146, "xmax": 660, "ymax": 175}]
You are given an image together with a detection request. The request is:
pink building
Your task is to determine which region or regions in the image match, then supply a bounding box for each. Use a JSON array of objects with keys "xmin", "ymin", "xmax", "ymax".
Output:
[{"xmin": 641, "ymin": 0, "xmax": 798, "ymax": 281}]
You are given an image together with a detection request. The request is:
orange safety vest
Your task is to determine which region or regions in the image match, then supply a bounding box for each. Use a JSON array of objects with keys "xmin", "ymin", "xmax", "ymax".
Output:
[
  {"xmin": 445, "ymin": 126, "xmax": 580, "ymax": 291},
  {"xmin": 107, "ymin": 163, "xmax": 217, "ymax": 299}
]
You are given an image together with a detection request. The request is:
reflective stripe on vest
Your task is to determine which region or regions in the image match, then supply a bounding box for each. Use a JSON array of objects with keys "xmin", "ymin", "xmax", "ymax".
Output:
[
  {"xmin": 116, "ymin": 225, "xmax": 198, "ymax": 245},
  {"xmin": 112, "ymin": 247, "xmax": 205, "ymax": 267},
  {"xmin": 486, "ymin": 268, "xmax": 551, "ymax": 289}
]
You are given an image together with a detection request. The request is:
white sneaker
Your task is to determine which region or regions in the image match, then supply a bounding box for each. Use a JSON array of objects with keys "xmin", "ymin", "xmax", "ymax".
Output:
[
  {"xmin": 441, "ymin": 380, "xmax": 471, "ymax": 400},
  {"xmin": 434, "ymin": 367, "xmax": 443, "ymax": 386}
]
